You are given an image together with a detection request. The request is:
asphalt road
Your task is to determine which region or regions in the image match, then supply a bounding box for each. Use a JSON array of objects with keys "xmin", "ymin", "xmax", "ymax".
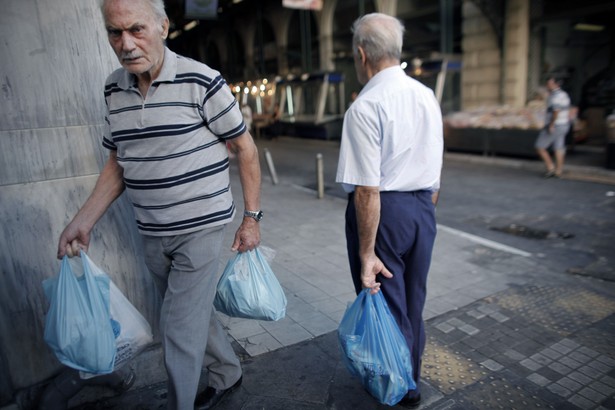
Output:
[{"xmin": 255, "ymin": 136, "xmax": 615, "ymax": 283}]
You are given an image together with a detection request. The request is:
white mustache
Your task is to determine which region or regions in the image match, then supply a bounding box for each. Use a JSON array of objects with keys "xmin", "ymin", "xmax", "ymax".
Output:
[{"xmin": 121, "ymin": 53, "xmax": 141, "ymax": 61}]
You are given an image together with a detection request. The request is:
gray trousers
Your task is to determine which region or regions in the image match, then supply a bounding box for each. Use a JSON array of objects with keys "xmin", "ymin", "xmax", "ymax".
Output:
[{"xmin": 142, "ymin": 225, "xmax": 242, "ymax": 410}]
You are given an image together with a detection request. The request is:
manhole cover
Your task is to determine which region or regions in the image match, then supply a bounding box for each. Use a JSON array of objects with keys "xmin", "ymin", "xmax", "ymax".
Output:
[{"xmin": 490, "ymin": 224, "xmax": 574, "ymax": 240}]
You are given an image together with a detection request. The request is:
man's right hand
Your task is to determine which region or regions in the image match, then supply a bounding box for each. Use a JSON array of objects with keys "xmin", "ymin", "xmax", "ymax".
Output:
[{"xmin": 57, "ymin": 222, "xmax": 90, "ymax": 259}]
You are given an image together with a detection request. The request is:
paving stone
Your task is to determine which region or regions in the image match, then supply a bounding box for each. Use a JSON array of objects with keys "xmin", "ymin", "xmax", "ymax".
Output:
[
  {"xmin": 240, "ymin": 332, "xmax": 283, "ymax": 356},
  {"xmin": 568, "ymin": 371, "xmax": 594, "ymax": 385},
  {"xmin": 476, "ymin": 304, "xmax": 498, "ymax": 315},
  {"xmin": 560, "ymin": 338, "xmax": 581, "ymax": 350},
  {"xmin": 578, "ymin": 386, "xmax": 607, "ymax": 403},
  {"xmin": 589, "ymin": 380, "xmax": 615, "ymax": 397},
  {"xmin": 551, "ymin": 342, "xmax": 575, "ymax": 355},
  {"xmin": 570, "ymin": 351, "xmax": 593, "ymax": 365},
  {"xmin": 588, "ymin": 360, "xmax": 613, "ymax": 375},
  {"xmin": 530, "ymin": 352, "xmax": 553, "ymax": 366},
  {"xmin": 465, "ymin": 309, "xmax": 486, "ymax": 319},
  {"xmin": 547, "ymin": 382, "xmax": 573, "ymax": 398},
  {"xmin": 541, "ymin": 347, "xmax": 563, "ymax": 360},
  {"xmin": 520, "ymin": 358, "xmax": 543, "ymax": 371},
  {"xmin": 488, "ymin": 311, "xmax": 510, "ymax": 323},
  {"xmin": 579, "ymin": 363, "xmax": 609, "ymax": 380},
  {"xmin": 503, "ymin": 349, "xmax": 526, "ymax": 361},
  {"xmin": 548, "ymin": 361, "xmax": 573, "ymax": 375},
  {"xmin": 436, "ymin": 322, "xmax": 456, "ymax": 334},
  {"xmin": 527, "ymin": 372, "xmax": 551, "ymax": 387},
  {"xmin": 559, "ymin": 356, "xmax": 583, "ymax": 369},
  {"xmin": 476, "ymin": 345, "xmax": 500, "ymax": 358},
  {"xmin": 538, "ymin": 366, "xmax": 567, "ymax": 382},
  {"xmin": 480, "ymin": 359, "xmax": 503, "ymax": 372},
  {"xmin": 486, "ymin": 340, "xmax": 511, "ymax": 354},
  {"xmin": 459, "ymin": 324, "xmax": 480, "ymax": 336},
  {"xmin": 568, "ymin": 394, "xmax": 595, "ymax": 410},
  {"xmin": 597, "ymin": 355, "xmax": 615, "ymax": 367},
  {"xmin": 299, "ymin": 313, "xmax": 338, "ymax": 337},
  {"xmin": 577, "ymin": 346, "xmax": 600, "ymax": 358},
  {"xmin": 558, "ymin": 378, "xmax": 583, "ymax": 393},
  {"xmin": 600, "ymin": 375, "xmax": 615, "ymax": 388},
  {"xmin": 514, "ymin": 339, "xmax": 544, "ymax": 356},
  {"xmin": 446, "ymin": 318, "xmax": 467, "ymax": 327}
]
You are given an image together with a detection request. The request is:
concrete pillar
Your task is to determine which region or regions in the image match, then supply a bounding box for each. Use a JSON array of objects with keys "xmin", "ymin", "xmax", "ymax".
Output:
[
  {"xmin": 269, "ymin": 9, "xmax": 292, "ymax": 75},
  {"xmin": 375, "ymin": 0, "xmax": 398, "ymax": 16},
  {"xmin": 502, "ymin": 0, "xmax": 530, "ymax": 107},
  {"xmin": 461, "ymin": 0, "xmax": 502, "ymax": 109},
  {"xmin": 317, "ymin": 0, "xmax": 337, "ymax": 72},
  {"xmin": 0, "ymin": 0, "xmax": 160, "ymax": 404}
]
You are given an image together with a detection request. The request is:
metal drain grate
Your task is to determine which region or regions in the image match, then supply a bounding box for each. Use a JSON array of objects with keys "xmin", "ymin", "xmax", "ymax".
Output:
[{"xmin": 490, "ymin": 224, "xmax": 574, "ymax": 239}]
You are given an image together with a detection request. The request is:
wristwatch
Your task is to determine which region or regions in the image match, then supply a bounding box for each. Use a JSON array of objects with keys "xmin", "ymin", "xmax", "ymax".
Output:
[{"xmin": 243, "ymin": 210, "xmax": 263, "ymax": 222}]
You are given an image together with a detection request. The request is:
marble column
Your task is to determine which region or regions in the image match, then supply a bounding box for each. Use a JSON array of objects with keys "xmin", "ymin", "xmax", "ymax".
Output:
[{"xmin": 0, "ymin": 0, "xmax": 160, "ymax": 403}]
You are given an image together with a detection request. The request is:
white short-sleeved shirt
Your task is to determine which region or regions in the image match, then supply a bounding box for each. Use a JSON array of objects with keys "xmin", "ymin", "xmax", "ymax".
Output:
[
  {"xmin": 546, "ymin": 88, "xmax": 571, "ymax": 126},
  {"xmin": 336, "ymin": 66, "xmax": 443, "ymax": 193}
]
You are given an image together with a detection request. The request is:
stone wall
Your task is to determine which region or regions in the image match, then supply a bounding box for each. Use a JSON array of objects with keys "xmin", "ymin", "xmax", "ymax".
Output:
[
  {"xmin": 461, "ymin": 0, "xmax": 502, "ymax": 109},
  {"xmin": 0, "ymin": 0, "xmax": 160, "ymax": 405},
  {"xmin": 502, "ymin": 0, "xmax": 530, "ymax": 107}
]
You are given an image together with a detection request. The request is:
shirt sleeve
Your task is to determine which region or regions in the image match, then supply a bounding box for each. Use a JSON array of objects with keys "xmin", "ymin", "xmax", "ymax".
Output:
[
  {"xmin": 101, "ymin": 103, "xmax": 117, "ymax": 151},
  {"xmin": 336, "ymin": 102, "xmax": 381, "ymax": 188},
  {"xmin": 202, "ymin": 74, "xmax": 246, "ymax": 140}
]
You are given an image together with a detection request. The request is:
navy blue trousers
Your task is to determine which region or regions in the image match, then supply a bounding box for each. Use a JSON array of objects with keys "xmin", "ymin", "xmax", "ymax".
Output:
[{"xmin": 345, "ymin": 190, "xmax": 437, "ymax": 392}]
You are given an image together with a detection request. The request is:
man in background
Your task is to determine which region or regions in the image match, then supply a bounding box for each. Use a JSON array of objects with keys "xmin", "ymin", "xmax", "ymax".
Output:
[{"xmin": 535, "ymin": 76, "xmax": 571, "ymax": 178}]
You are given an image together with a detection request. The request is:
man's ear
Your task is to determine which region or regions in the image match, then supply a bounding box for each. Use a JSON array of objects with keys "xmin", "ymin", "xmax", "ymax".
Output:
[
  {"xmin": 357, "ymin": 46, "xmax": 366, "ymax": 65},
  {"xmin": 161, "ymin": 18, "xmax": 169, "ymax": 40}
]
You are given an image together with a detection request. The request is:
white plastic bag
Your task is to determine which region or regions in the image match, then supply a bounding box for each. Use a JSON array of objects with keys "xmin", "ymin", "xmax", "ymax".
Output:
[{"xmin": 80, "ymin": 275, "xmax": 153, "ymax": 379}]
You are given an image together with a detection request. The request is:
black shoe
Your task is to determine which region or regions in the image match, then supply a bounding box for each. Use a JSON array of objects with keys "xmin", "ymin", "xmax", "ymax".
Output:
[
  {"xmin": 194, "ymin": 376, "xmax": 242, "ymax": 410},
  {"xmin": 400, "ymin": 393, "xmax": 421, "ymax": 408}
]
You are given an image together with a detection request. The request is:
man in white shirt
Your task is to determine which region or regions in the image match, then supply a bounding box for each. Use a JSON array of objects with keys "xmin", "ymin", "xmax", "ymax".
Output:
[
  {"xmin": 535, "ymin": 76, "xmax": 571, "ymax": 178},
  {"xmin": 336, "ymin": 13, "xmax": 443, "ymax": 408}
]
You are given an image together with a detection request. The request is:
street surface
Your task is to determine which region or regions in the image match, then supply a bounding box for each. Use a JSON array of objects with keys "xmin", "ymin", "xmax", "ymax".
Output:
[{"xmin": 256, "ymin": 136, "xmax": 615, "ymax": 284}]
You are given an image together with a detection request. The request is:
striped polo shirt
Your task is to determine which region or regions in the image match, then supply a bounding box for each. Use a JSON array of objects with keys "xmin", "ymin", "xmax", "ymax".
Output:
[{"xmin": 102, "ymin": 48, "xmax": 246, "ymax": 236}]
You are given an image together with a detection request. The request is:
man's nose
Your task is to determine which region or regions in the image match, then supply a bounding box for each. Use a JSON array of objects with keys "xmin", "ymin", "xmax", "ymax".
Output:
[{"xmin": 120, "ymin": 32, "xmax": 136, "ymax": 51}]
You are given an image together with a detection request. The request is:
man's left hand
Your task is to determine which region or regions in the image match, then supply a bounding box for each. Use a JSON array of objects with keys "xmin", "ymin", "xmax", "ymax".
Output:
[{"xmin": 231, "ymin": 218, "xmax": 261, "ymax": 252}]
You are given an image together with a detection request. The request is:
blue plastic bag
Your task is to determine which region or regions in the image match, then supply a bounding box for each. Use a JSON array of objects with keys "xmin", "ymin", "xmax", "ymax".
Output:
[
  {"xmin": 214, "ymin": 247, "xmax": 286, "ymax": 321},
  {"xmin": 338, "ymin": 289, "xmax": 416, "ymax": 406},
  {"xmin": 42, "ymin": 252, "xmax": 117, "ymax": 374}
]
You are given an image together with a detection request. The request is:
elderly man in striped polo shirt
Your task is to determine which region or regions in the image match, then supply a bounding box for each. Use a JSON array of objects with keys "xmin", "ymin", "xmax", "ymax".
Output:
[{"xmin": 57, "ymin": 0, "xmax": 261, "ymax": 408}]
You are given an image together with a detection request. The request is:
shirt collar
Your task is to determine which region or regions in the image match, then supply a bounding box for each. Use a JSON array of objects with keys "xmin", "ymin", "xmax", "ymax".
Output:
[
  {"xmin": 360, "ymin": 65, "xmax": 405, "ymax": 95},
  {"xmin": 117, "ymin": 47, "xmax": 177, "ymax": 90}
]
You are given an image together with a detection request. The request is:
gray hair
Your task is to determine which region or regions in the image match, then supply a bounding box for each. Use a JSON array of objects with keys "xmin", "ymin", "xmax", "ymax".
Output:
[
  {"xmin": 352, "ymin": 13, "xmax": 404, "ymax": 63},
  {"xmin": 101, "ymin": 0, "xmax": 168, "ymax": 22}
]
